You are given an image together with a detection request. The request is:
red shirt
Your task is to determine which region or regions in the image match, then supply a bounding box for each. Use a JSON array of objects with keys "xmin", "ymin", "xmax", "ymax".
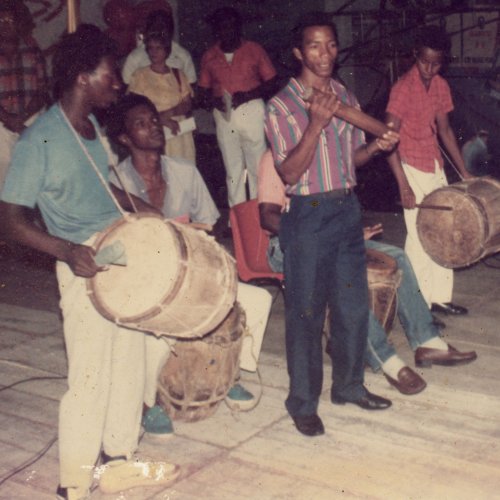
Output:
[
  {"xmin": 386, "ymin": 64, "xmax": 453, "ymax": 172},
  {"xmin": 198, "ymin": 40, "xmax": 276, "ymax": 96}
]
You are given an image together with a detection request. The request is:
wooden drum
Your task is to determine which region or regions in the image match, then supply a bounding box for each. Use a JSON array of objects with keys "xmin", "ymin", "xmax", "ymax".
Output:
[
  {"xmin": 366, "ymin": 248, "xmax": 402, "ymax": 334},
  {"xmin": 87, "ymin": 213, "xmax": 238, "ymax": 338},
  {"xmin": 417, "ymin": 177, "xmax": 500, "ymax": 268},
  {"xmin": 157, "ymin": 302, "xmax": 246, "ymax": 422}
]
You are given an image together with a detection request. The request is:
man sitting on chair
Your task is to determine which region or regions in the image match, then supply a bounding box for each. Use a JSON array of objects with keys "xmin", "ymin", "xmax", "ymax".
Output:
[
  {"xmin": 107, "ymin": 93, "xmax": 272, "ymax": 436},
  {"xmin": 258, "ymin": 150, "xmax": 477, "ymax": 395}
]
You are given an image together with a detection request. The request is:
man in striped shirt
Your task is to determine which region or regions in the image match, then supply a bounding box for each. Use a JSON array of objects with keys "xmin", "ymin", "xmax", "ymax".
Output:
[{"xmin": 265, "ymin": 12, "xmax": 399, "ymax": 437}]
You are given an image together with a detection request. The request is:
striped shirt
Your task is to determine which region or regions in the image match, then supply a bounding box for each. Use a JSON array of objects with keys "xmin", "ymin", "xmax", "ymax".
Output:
[
  {"xmin": 0, "ymin": 41, "xmax": 47, "ymax": 117},
  {"xmin": 386, "ymin": 64, "xmax": 453, "ymax": 173},
  {"xmin": 265, "ymin": 77, "xmax": 365, "ymax": 195}
]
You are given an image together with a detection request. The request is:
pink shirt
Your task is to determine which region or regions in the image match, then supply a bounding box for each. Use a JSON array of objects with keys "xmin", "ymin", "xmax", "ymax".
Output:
[
  {"xmin": 386, "ymin": 64, "xmax": 453, "ymax": 172},
  {"xmin": 257, "ymin": 149, "xmax": 286, "ymax": 208},
  {"xmin": 198, "ymin": 40, "xmax": 276, "ymax": 96}
]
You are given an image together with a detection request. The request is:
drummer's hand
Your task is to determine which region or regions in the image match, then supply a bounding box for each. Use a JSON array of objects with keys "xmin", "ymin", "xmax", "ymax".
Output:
[
  {"xmin": 363, "ymin": 223, "xmax": 383, "ymax": 240},
  {"xmin": 461, "ymin": 170, "xmax": 474, "ymax": 180},
  {"xmin": 399, "ymin": 181, "xmax": 416, "ymax": 209},
  {"xmin": 64, "ymin": 243, "xmax": 103, "ymax": 278}
]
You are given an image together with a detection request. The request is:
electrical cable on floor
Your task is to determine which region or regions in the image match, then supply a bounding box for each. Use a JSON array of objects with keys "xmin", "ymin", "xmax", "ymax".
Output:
[
  {"xmin": 0, "ymin": 360, "xmax": 65, "ymax": 485},
  {"xmin": 0, "ymin": 435, "xmax": 58, "ymax": 487}
]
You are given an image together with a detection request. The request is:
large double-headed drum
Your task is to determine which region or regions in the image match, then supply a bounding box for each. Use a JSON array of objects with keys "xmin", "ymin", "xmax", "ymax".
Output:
[
  {"xmin": 417, "ymin": 177, "xmax": 500, "ymax": 268},
  {"xmin": 87, "ymin": 213, "xmax": 238, "ymax": 338}
]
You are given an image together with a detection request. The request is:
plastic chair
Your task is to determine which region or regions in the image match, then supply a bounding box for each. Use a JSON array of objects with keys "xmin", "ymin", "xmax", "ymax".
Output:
[{"xmin": 229, "ymin": 199, "xmax": 284, "ymax": 288}]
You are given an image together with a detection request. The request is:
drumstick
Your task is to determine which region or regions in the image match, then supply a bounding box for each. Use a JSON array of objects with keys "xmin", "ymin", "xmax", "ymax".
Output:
[
  {"xmin": 416, "ymin": 203, "xmax": 453, "ymax": 211},
  {"xmin": 303, "ymin": 87, "xmax": 390, "ymax": 137}
]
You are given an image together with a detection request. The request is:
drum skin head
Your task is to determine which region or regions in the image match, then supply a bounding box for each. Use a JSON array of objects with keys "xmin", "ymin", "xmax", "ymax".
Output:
[
  {"xmin": 417, "ymin": 185, "xmax": 486, "ymax": 268},
  {"xmin": 88, "ymin": 214, "xmax": 182, "ymax": 322}
]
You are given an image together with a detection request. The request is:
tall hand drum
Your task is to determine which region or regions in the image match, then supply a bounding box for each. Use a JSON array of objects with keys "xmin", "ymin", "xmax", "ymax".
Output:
[
  {"xmin": 87, "ymin": 213, "xmax": 238, "ymax": 338},
  {"xmin": 157, "ymin": 302, "xmax": 246, "ymax": 422},
  {"xmin": 417, "ymin": 177, "xmax": 500, "ymax": 268},
  {"xmin": 366, "ymin": 248, "xmax": 402, "ymax": 334}
]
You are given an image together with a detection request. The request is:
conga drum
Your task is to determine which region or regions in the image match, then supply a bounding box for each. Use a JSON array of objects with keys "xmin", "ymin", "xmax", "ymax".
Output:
[
  {"xmin": 87, "ymin": 213, "xmax": 238, "ymax": 338},
  {"xmin": 417, "ymin": 177, "xmax": 500, "ymax": 268},
  {"xmin": 157, "ymin": 302, "xmax": 246, "ymax": 422},
  {"xmin": 366, "ymin": 248, "xmax": 402, "ymax": 334},
  {"xmin": 323, "ymin": 248, "xmax": 401, "ymax": 340}
]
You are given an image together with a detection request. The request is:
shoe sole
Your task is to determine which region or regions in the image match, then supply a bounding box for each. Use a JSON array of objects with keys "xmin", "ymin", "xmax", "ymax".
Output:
[
  {"xmin": 99, "ymin": 463, "xmax": 180, "ymax": 494},
  {"xmin": 225, "ymin": 398, "xmax": 257, "ymax": 412},
  {"xmin": 416, "ymin": 355, "xmax": 477, "ymax": 368},
  {"xmin": 385, "ymin": 377, "xmax": 427, "ymax": 395}
]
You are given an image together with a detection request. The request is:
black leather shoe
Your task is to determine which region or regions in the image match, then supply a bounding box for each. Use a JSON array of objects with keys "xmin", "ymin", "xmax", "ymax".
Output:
[
  {"xmin": 331, "ymin": 390, "xmax": 392, "ymax": 410},
  {"xmin": 431, "ymin": 302, "xmax": 468, "ymax": 315},
  {"xmin": 431, "ymin": 314, "xmax": 446, "ymax": 329},
  {"xmin": 292, "ymin": 414, "xmax": 325, "ymax": 436}
]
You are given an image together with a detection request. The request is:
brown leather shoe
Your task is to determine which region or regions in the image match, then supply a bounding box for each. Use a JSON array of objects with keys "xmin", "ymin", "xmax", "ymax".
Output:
[
  {"xmin": 384, "ymin": 367, "xmax": 427, "ymax": 395},
  {"xmin": 415, "ymin": 344, "xmax": 477, "ymax": 367}
]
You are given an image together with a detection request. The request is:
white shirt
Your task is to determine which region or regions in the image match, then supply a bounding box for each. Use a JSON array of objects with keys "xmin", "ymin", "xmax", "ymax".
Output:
[{"xmin": 110, "ymin": 155, "xmax": 219, "ymax": 226}]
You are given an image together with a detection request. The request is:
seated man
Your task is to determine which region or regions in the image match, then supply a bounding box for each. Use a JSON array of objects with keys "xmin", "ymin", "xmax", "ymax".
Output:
[
  {"xmin": 106, "ymin": 93, "xmax": 272, "ymax": 436},
  {"xmin": 258, "ymin": 150, "xmax": 477, "ymax": 395}
]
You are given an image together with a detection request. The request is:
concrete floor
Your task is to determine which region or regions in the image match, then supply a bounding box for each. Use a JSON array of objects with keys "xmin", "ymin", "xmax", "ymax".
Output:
[{"xmin": 0, "ymin": 210, "xmax": 499, "ymax": 499}]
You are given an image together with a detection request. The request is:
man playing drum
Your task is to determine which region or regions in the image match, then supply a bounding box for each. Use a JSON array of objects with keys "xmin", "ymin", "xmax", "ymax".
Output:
[
  {"xmin": 386, "ymin": 25, "xmax": 472, "ymax": 317},
  {"xmin": 106, "ymin": 92, "xmax": 273, "ymax": 438},
  {"xmin": 0, "ymin": 27, "xmax": 179, "ymax": 500},
  {"xmin": 258, "ymin": 150, "xmax": 477, "ymax": 396}
]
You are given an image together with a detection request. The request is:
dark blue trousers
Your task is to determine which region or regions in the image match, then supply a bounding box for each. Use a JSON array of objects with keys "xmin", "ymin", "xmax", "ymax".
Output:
[{"xmin": 279, "ymin": 192, "xmax": 369, "ymax": 417}]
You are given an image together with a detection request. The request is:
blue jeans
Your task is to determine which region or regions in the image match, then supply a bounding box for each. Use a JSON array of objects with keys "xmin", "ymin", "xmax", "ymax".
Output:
[
  {"xmin": 269, "ymin": 235, "xmax": 439, "ymax": 373},
  {"xmin": 279, "ymin": 193, "xmax": 369, "ymax": 417}
]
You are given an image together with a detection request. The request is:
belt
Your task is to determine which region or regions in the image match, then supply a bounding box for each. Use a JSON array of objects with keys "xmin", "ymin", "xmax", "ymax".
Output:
[{"xmin": 292, "ymin": 188, "xmax": 353, "ymax": 200}]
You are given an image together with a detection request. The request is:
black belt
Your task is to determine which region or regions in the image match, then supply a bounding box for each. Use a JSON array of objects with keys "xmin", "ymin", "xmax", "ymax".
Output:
[{"xmin": 292, "ymin": 188, "xmax": 353, "ymax": 200}]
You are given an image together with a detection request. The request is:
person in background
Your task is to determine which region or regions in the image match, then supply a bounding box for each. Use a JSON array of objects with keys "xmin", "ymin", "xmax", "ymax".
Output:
[
  {"xmin": 0, "ymin": 0, "xmax": 49, "ymax": 189},
  {"xmin": 122, "ymin": 6, "xmax": 196, "ymax": 86},
  {"xmin": 258, "ymin": 150, "xmax": 477, "ymax": 397},
  {"xmin": 462, "ymin": 129, "xmax": 491, "ymax": 177},
  {"xmin": 128, "ymin": 30, "xmax": 196, "ymax": 162},
  {"xmin": 198, "ymin": 6, "xmax": 279, "ymax": 209},
  {"xmin": 106, "ymin": 93, "xmax": 273, "ymax": 436},
  {"xmin": 385, "ymin": 25, "xmax": 472, "ymax": 318}
]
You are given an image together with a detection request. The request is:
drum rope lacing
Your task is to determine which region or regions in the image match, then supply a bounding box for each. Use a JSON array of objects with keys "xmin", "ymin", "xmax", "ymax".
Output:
[{"xmin": 58, "ymin": 103, "xmax": 139, "ymax": 218}]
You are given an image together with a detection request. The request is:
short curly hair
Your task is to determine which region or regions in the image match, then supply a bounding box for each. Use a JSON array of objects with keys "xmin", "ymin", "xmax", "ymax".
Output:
[
  {"xmin": 106, "ymin": 93, "xmax": 158, "ymax": 148},
  {"xmin": 52, "ymin": 25, "xmax": 117, "ymax": 99},
  {"xmin": 415, "ymin": 25, "xmax": 451, "ymax": 54}
]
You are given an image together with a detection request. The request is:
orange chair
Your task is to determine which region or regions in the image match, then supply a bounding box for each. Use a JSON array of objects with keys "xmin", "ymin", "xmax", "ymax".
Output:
[{"xmin": 229, "ymin": 198, "xmax": 284, "ymax": 287}]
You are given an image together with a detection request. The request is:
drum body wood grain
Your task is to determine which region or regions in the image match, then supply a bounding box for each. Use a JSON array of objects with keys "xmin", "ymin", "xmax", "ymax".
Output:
[
  {"xmin": 87, "ymin": 213, "xmax": 238, "ymax": 338},
  {"xmin": 366, "ymin": 248, "xmax": 402, "ymax": 334},
  {"xmin": 417, "ymin": 177, "xmax": 500, "ymax": 268},
  {"xmin": 157, "ymin": 303, "xmax": 245, "ymax": 422}
]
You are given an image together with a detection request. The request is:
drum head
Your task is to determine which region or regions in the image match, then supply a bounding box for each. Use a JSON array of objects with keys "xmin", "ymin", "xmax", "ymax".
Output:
[
  {"xmin": 417, "ymin": 187, "xmax": 486, "ymax": 268},
  {"xmin": 88, "ymin": 214, "xmax": 182, "ymax": 323},
  {"xmin": 365, "ymin": 248, "xmax": 398, "ymax": 281}
]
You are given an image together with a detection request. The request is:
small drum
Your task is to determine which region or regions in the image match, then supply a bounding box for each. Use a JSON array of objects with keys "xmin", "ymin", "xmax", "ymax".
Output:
[
  {"xmin": 417, "ymin": 177, "xmax": 500, "ymax": 268},
  {"xmin": 87, "ymin": 213, "xmax": 238, "ymax": 338},
  {"xmin": 157, "ymin": 302, "xmax": 246, "ymax": 422},
  {"xmin": 366, "ymin": 248, "xmax": 402, "ymax": 334}
]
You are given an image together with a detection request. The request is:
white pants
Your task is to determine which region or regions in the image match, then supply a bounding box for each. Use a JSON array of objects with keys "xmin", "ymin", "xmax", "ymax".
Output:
[
  {"xmin": 0, "ymin": 113, "xmax": 39, "ymax": 189},
  {"xmin": 213, "ymin": 99, "xmax": 267, "ymax": 207},
  {"xmin": 143, "ymin": 282, "xmax": 272, "ymax": 407},
  {"xmin": 56, "ymin": 260, "xmax": 145, "ymax": 490},
  {"xmin": 402, "ymin": 161, "xmax": 453, "ymax": 305}
]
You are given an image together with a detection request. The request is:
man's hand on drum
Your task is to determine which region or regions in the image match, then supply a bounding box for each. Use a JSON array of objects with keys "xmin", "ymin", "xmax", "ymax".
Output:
[
  {"xmin": 363, "ymin": 223, "xmax": 383, "ymax": 241},
  {"xmin": 398, "ymin": 178, "xmax": 417, "ymax": 209},
  {"xmin": 64, "ymin": 243, "xmax": 104, "ymax": 278}
]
